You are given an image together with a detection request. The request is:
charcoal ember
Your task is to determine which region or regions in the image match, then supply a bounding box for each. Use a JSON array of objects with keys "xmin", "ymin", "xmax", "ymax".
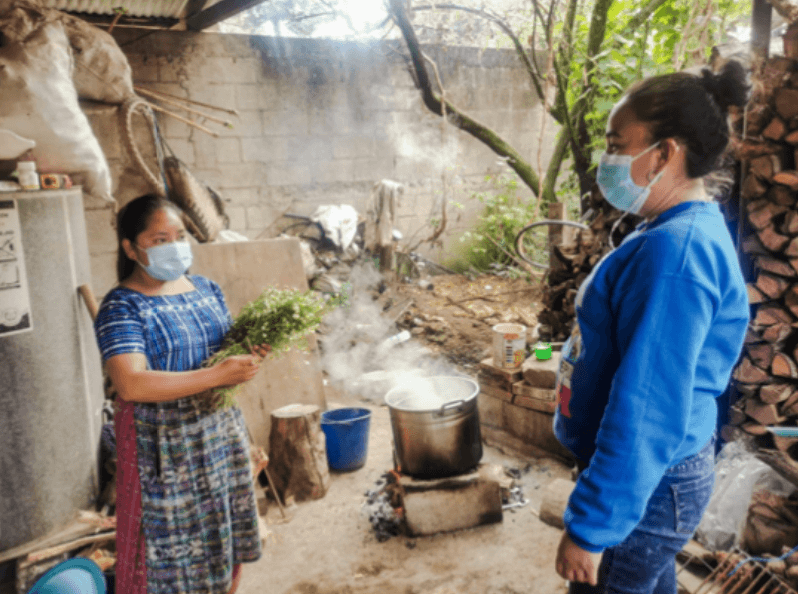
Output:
[{"xmin": 363, "ymin": 479, "xmax": 403, "ymax": 542}]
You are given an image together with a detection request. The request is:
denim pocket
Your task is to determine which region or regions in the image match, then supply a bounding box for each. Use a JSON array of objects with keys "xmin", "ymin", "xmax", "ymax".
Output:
[{"xmin": 671, "ymin": 472, "xmax": 714, "ymax": 535}]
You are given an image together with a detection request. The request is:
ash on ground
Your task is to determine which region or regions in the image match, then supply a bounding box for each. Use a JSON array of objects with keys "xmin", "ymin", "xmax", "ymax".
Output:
[
  {"xmin": 363, "ymin": 475, "xmax": 403, "ymax": 542},
  {"xmin": 503, "ymin": 466, "xmax": 531, "ymax": 511}
]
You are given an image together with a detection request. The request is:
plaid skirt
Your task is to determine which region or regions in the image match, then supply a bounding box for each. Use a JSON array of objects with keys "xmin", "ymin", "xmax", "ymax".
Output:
[{"xmin": 116, "ymin": 395, "xmax": 262, "ymax": 594}]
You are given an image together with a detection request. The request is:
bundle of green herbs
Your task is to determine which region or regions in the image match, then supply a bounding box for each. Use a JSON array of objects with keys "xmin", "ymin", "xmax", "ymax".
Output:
[{"xmin": 206, "ymin": 287, "xmax": 336, "ymax": 408}]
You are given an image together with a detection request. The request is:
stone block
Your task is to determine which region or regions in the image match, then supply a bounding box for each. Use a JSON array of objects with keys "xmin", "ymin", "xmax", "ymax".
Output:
[
  {"xmin": 241, "ymin": 137, "xmax": 288, "ymax": 163},
  {"xmin": 398, "ymin": 466, "xmax": 503, "ymax": 536},
  {"xmin": 288, "ymin": 137, "xmax": 333, "ymax": 164},
  {"xmin": 237, "ymin": 83, "xmax": 280, "ymax": 110},
  {"xmin": 267, "ymin": 162, "xmax": 311, "ymax": 186},
  {"xmin": 263, "ymin": 110, "xmax": 310, "ymax": 136},
  {"xmin": 313, "ymin": 159, "xmax": 355, "ymax": 184},
  {"xmin": 221, "ymin": 187, "xmax": 260, "ymax": 207},
  {"xmin": 192, "ymin": 134, "xmax": 217, "ymax": 169},
  {"xmin": 226, "ymin": 205, "xmax": 246, "ymax": 231},
  {"xmin": 480, "ymin": 383, "xmax": 513, "ymax": 403},
  {"xmin": 479, "ymin": 357, "xmax": 523, "ymax": 384},
  {"xmin": 222, "ymin": 110, "xmax": 263, "ymax": 138},
  {"xmin": 84, "ymin": 208, "xmax": 118, "ymax": 256},
  {"xmin": 539, "ymin": 478, "xmax": 575, "ymax": 529},
  {"xmin": 332, "ymin": 135, "xmax": 375, "ymax": 159},
  {"xmin": 126, "ymin": 54, "xmax": 159, "ymax": 83},
  {"xmin": 512, "ymin": 381, "xmax": 556, "ymax": 402},
  {"xmin": 352, "ymin": 157, "xmax": 393, "ymax": 182},
  {"xmin": 168, "ymin": 139, "xmax": 195, "ymax": 166},
  {"xmin": 156, "ymin": 56, "xmax": 184, "ymax": 83},
  {"xmin": 522, "ymin": 353, "xmax": 560, "ymax": 389},
  {"xmin": 216, "ymin": 138, "xmax": 242, "ymax": 164},
  {"xmin": 502, "ymin": 401, "xmax": 570, "ymax": 459},
  {"xmin": 185, "ymin": 84, "xmax": 237, "ymax": 112},
  {"xmin": 477, "ymin": 391, "xmax": 504, "ymax": 428}
]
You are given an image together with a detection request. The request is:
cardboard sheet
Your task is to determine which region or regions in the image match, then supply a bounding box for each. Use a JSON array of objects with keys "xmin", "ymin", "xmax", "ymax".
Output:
[{"xmin": 192, "ymin": 237, "xmax": 327, "ymax": 450}]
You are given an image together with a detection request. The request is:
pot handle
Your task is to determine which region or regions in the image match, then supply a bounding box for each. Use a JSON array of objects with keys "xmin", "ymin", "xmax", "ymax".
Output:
[{"xmin": 439, "ymin": 399, "xmax": 466, "ymax": 416}]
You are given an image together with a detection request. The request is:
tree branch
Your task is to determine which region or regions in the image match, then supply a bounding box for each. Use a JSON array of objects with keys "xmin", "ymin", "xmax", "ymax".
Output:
[
  {"xmin": 623, "ymin": 0, "xmax": 670, "ymax": 32},
  {"xmin": 410, "ymin": 3, "xmax": 548, "ymax": 105},
  {"xmin": 390, "ymin": 0, "xmax": 542, "ymax": 195}
]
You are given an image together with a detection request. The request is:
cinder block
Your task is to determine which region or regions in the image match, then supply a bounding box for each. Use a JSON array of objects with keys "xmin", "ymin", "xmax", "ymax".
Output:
[
  {"xmin": 221, "ymin": 110, "xmax": 263, "ymax": 138},
  {"xmin": 352, "ymin": 157, "xmax": 392, "ymax": 182},
  {"xmin": 332, "ymin": 136, "xmax": 375, "ymax": 159},
  {"xmin": 226, "ymin": 205, "xmax": 246, "ymax": 230},
  {"xmin": 192, "ymin": 134, "xmax": 218, "ymax": 169},
  {"xmin": 216, "ymin": 138, "xmax": 242, "ymax": 164},
  {"xmin": 313, "ymin": 159, "xmax": 355, "ymax": 184},
  {"xmin": 479, "ymin": 358, "xmax": 523, "ymax": 384},
  {"xmin": 84, "ymin": 209, "xmax": 118, "ymax": 256},
  {"xmin": 502, "ymin": 401, "xmax": 570, "ymax": 459},
  {"xmin": 522, "ymin": 353, "xmax": 560, "ymax": 389},
  {"xmin": 168, "ymin": 139, "xmax": 195, "ymax": 166},
  {"xmin": 512, "ymin": 381, "xmax": 556, "ymax": 402},
  {"xmin": 241, "ymin": 137, "xmax": 287, "ymax": 163},
  {"xmin": 267, "ymin": 162, "xmax": 311, "ymax": 187},
  {"xmin": 477, "ymin": 391, "xmax": 504, "ymax": 428},
  {"xmin": 127, "ymin": 54, "xmax": 159, "ymax": 83},
  {"xmin": 480, "ymin": 383, "xmax": 513, "ymax": 403},
  {"xmin": 398, "ymin": 467, "xmax": 503, "ymax": 536}
]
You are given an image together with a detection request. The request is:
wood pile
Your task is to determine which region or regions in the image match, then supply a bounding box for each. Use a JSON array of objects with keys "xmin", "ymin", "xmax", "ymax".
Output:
[
  {"xmin": 537, "ymin": 195, "xmax": 641, "ymax": 342},
  {"xmin": 729, "ymin": 56, "xmax": 798, "ymax": 443}
]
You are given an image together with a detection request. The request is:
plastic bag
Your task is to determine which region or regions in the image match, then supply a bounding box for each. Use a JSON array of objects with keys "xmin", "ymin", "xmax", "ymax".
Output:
[
  {"xmin": 695, "ymin": 440, "xmax": 796, "ymax": 551},
  {"xmin": 0, "ymin": 21, "xmax": 113, "ymax": 203},
  {"xmin": 311, "ymin": 204, "xmax": 359, "ymax": 250}
]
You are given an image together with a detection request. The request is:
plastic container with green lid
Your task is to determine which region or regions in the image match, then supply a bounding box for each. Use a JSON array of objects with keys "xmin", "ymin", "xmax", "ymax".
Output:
[{"xmin": 534, "ymin": 342, "xmax": 552, "ymax": 360}]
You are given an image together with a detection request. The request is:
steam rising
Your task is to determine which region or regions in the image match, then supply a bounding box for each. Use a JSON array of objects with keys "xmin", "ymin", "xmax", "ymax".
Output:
[{"xmin": 320, "ymin": 262, "xmax": 468, "ymax": 405}]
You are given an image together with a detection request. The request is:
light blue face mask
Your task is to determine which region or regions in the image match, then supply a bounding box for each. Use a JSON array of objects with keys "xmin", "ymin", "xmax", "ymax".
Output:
[
  {"xmin": 596, "ymin": 142, "xmax": 665, "ymax": 214},
  {"xmin": 138, "ymin": 241, "xmax": 193, "ymax": 281}
]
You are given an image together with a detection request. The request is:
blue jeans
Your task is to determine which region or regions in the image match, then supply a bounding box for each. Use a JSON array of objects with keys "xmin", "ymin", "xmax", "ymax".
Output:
[{"xmin": 570, "ymin": 436, "xmax": 716, "ymax": 594}]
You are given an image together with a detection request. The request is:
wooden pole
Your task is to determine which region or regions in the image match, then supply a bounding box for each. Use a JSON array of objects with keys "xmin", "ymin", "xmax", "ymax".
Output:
[{"xmin": 751, "ymin": 0, "xmax": 773, "ymax": 62}]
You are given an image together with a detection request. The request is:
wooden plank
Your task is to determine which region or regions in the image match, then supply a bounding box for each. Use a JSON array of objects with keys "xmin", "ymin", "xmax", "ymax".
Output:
[
  {"xmin": 478, "ymin": 358, "xmax": 523, "ymax": 385},
  {"xmin": 512, "ymin": 381, "xmax": 556, "ymax": 402},
  {"xmin": 512, "ymin": 394, "xmax": 557, "ymax": 413},
  {"xmin": 192, "ymin": 238, "xmax": 326, "ymax": 451},
  {"xmin": 480, "ymin": 383, "xmax": 514, "ymax": 402}
]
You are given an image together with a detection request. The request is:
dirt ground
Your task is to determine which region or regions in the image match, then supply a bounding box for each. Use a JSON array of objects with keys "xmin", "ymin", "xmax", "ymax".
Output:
[
  {"xmin": 238, "ymin": 273, "xmax": 572, "ymax": 594},
  {"xmin": 389, "ymin": 273, "xmax": 544, "ymax": 370},
  {"xmin": 241, "ymin": 391, "xmax": 572, "ymax": 594}
]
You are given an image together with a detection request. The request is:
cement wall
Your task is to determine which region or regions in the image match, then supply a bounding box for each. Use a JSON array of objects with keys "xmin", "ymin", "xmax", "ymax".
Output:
[{"xmin": 82, "ymin": 31, "xmax": 558, "ymax": 297}]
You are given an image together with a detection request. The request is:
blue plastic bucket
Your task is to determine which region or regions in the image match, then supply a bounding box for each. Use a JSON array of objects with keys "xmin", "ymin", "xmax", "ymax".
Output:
[{"xmin": 320, "ymin": 407, "xmax": 372, "ymax": 471}]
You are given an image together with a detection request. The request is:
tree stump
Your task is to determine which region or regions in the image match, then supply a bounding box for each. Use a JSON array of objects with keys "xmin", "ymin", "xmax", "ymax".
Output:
[{"xmin": 267, "ymin": 404, "xmax": 330, "ymax": 503}]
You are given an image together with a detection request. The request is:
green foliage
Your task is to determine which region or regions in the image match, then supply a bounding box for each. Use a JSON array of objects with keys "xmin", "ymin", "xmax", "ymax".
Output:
[
  {"xmin": 206, "ymin": 288, "xmax": 338, "ymax": 407},
  {"xmin": 449, "ymin": 174, "xmax": 545, "ymax": 273}
]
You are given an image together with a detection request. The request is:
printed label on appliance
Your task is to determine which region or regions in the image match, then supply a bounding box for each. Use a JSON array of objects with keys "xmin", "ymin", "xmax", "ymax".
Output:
[{"xmin": 0, "ymin": 200, "xmax": 32, "ymax": 337}]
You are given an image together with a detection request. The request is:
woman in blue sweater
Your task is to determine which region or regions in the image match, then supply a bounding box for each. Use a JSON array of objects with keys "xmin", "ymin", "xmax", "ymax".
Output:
[{"xmin": 554, "ymin": 61, "xmax": 750, "ymax": 594}]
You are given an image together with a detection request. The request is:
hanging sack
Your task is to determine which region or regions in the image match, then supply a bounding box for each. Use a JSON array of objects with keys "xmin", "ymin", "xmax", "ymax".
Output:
[{"xmin": 162, "ymin": 155, "xmax": 228, "ymax": 242}]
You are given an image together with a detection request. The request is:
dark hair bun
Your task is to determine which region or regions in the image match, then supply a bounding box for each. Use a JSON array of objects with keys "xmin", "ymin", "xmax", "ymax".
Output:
[{"xmin": 700, "ymin": 60, "xmax": 749, "ymax": 114}]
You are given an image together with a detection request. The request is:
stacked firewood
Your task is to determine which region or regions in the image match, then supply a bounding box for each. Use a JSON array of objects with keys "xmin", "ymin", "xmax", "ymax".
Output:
[
  {"xmin": 538, "ymin": 195, "xmax": 640, "ymax": 341},
  {"xmin": 730, "ymin": 56, "xmax": 798, "ymax": 441}
]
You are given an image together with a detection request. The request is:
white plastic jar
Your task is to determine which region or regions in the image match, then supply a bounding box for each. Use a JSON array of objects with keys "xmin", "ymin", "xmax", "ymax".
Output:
[{"xmin": 17, "ymin": 161, "xmax": 40, "ymax": 190}]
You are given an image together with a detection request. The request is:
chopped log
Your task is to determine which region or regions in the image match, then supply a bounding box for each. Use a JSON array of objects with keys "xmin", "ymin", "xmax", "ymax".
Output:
[
  {"xmin": 759, "ymin": 225, "xmax": 791, "ymax": 252},
  {"xmin": 748, "ymin": 284, "xmax": 768, "ymax": 304},
  {"xmin": 741, "ymin": 422, "xmax": 769, "ymax": 436},
  {"xmin": 772, "ymin": 435, "xmax": 798, "ymax": 454},
  {"xmin": 780, "ymin": 390, "xmax": 798, "ymax": 414},
  {"xmin": 748, "ymin": 342, "xmax": 776, "ymax": 369},
  {"xmin": 764, "ymin": 116, "xmax": 788, "ymax": 141},
  {"xmin": 736, "ymin": 383, "xmax": 760, "ymax": 398},
  {"xmin": 749, "ymin": 202, "xmax": 789, "ymax": 230},
  {"xmin": 770, "ymin": 184, "xmax": 797, "ymax": 207},
  {"xmin": 735, "ymin": 357, "xmax": 771, "ymax": 383},
  {"xmin": 773, "ymin": 352, "xmax": 798, "ymax": 379},
  {"xmin": 745, "ymin": 328, "xmax": 764, "ymax": 344},
  {"xmin": 743, "ymin": 234, "xmax": 770, "ymax": 256},
  {"xmin": 774, "ymin": 170, "xmax": 798, "ymax": 191},
  {"xmin": 762, "ymin": 322, "xmax": 794, "ymax": 343},
  {"xmin": 776, "ymin": 88, "xmax": 798, "ymax": 120},
  {"xmin": 783, "ymin": 210, "xmax": 798, "ymax": 235},
  {"xmin": 744, "ymin": 103, "xmax": 773, "ymax": 135},
  {"xmin": 750, "ymin": 154, "xmax": 781, "ymax": 179},
  {"xmin": 754, "ymin": 304, "xmax": 794, "ymax": 326},
  {"xmin": 786, "ymin": 286, "xmax": 798, "ymax": 318},
  {"xmin": 743, "ymin": 175, "xmax": 769, "ymax": 201},
  {"xmin": 736, "ymin": 141, "xmax": 783, "ymax": 160},
  {"xmin": 761, "ymin": 383, "xmax": 794, "ymax": 404},
  {"xmin": 757, "ymin": 273, "xmax": 791, "ymax": 299},
  {"xmin": 746, "ymin": 399, "xmax": 785, "ymax": 426},
  {"xmin": 786, "ymin": 129, "xmax": 798, "ymax": 144},
  {"xmin": 267, "ymin": 404, "xmax": 330, "ymax": 503},
  {"xmin": 783, "ymin": 400, "xmax": 798, "ymax": 417},
  {"xmin": 758, "ymin": 256, "xmax": 798, "ymax": 277},
  {"xmin": 729, "ymin": 406, "xmax": 748, "ymax": 425}
]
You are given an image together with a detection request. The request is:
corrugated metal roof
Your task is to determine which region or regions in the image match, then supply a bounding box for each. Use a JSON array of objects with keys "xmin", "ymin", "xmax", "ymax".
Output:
[{"xmin": 45, "ymin": 0, "xmax": 190, "ymax": 19}]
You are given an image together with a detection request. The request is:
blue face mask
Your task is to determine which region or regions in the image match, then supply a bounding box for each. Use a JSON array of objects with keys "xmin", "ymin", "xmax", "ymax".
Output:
[
  {"xmin": 597, "ymin": 143, "xmax": 664, "ymax": 214},
  {"xmin": 138, "ymin": 241, "xmax": 193, "ymax": 281}
]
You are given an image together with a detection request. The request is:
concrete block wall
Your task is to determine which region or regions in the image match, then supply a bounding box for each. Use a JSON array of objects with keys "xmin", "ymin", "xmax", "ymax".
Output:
[{"xmin": 83, "ymin": 30, "xmax": 557, "ymax": 296}]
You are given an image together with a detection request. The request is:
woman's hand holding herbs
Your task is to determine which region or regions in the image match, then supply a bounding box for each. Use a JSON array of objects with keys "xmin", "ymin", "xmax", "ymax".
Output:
[{"xmin": 213, "ymin": 354, "xmax": 263, "ymax": 387}]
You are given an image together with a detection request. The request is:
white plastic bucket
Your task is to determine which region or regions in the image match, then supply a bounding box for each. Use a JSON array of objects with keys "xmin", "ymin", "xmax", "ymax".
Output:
[{"xmin": 492, "ymin": 323, "xmax": 527, "ymax": 369}]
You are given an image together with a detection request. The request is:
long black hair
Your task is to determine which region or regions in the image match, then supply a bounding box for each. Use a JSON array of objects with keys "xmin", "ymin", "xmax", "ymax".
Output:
[
  {"xmin": 623, "ymin": 60, "xmax": 750, "ymax": 178},
  {"xmin": 115, "ymin": 194, "xmax": 181, "ymax": 282}
]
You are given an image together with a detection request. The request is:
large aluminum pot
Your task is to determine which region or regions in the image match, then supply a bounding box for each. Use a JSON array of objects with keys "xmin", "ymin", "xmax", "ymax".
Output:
[{"xmin": 384, "ymin": 375, "xmax": 482, "ymax": 479}]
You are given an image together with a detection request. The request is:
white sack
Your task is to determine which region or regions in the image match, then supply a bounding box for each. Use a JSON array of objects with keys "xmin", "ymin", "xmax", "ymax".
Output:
[{"xmin": 0, "ymin": 21, "xmax": 114, "ymax": 203}]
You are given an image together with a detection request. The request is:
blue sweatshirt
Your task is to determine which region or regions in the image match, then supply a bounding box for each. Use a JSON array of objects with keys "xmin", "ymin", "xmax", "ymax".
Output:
[{"xmin": 553, "ymin": 201, "xmax": 749, "ymax": 553}]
